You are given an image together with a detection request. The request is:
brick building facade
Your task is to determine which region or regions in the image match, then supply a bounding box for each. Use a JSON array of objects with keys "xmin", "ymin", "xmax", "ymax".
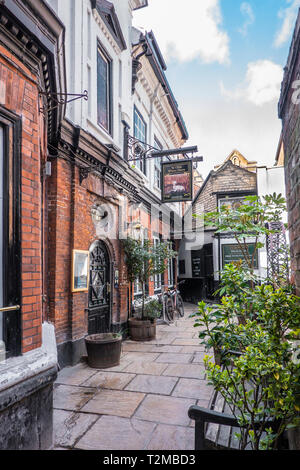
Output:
[
  {"xmin": 279, "ymin": 10, "xmax": 300, "ymax": 295},
  {"xmin": 43, "ymin": 1, "xmax": 188, "ymax": 368},
  {"xmin": 0, "ymin": 0, "xmax": 66, "ymax": 449}
]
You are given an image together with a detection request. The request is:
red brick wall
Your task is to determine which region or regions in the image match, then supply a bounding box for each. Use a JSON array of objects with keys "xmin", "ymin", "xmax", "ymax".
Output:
[
  {"xmin": 0, "ymin": 47, "xmax": 45, "ymax": 353},
  {"xmin": 280, "ymin": 46, "xmax": 300, "ymax": 294},
  {"xmin": 47, "ymin": 158, "xmax": 176, "ymax": 347},
  {"xmin": 47, "ymin": 157, "xmax": 131, "ymax": 346}
]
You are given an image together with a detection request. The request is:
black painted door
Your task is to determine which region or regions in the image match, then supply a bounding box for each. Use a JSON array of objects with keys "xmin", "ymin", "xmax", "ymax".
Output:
[{"xmin": 88, "ymin": 241, "xmax": 111, "ymax": 335}]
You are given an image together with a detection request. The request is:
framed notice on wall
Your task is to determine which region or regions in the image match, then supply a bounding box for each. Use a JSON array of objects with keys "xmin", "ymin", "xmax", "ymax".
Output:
[
  {"xmin": 72, "ymin": 250, "xmax": 90, "ymax": 292},
  {"xmin": 161, "ymin": 160, "xmax": 193, "ymax": 203},
  {"xmin": 222, "ymin": 244, "xmax": 258, "ymax": 269}
]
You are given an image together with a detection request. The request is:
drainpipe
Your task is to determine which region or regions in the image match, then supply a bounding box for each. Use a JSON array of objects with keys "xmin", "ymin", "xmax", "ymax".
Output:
[{"xmin": 132, "ymin": 40, "xmax": 152, "ymax": 94}]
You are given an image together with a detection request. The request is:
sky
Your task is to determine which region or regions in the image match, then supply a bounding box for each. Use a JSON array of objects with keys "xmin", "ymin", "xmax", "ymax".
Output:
[{"xmin": 133, "ymin": 0, "xmax": 299, "ymax": 177}]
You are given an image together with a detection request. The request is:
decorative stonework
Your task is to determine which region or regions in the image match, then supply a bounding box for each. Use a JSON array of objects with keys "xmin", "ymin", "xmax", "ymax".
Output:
[{"xmin": 92, "ymin": 9, "xmax": 122, "ymax": 55}]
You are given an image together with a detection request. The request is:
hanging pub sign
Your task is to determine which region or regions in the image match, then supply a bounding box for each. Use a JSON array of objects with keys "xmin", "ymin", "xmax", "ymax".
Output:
[{"xmin": 161, "ymin": 160, "xmax": 193, "ymax": 203}]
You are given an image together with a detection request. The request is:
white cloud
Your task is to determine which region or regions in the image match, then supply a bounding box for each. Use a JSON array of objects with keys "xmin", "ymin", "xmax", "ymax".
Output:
[
  {"xmin": 238, "ymin": 2, "xmax": 255, "ymax": 36},
  {"xmin": 133, "ymin": 0, "xmax": 230, "ymax": 64},
  {"xmin": 274, "ymin": 0, "xmax": 300, "ymax": 48},
  {"xmin": 183, "ymin": 99, "xmax": 282, "ymax": 178},
  {"xmin": 220, "ymin": 60, "xmax": 283, "ymax": 106}
]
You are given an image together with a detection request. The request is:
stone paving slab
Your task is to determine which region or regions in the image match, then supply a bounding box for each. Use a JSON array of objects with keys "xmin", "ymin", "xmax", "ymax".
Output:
[
  {"xmin": 172, "ymin": 338, "xmax": 201, "ymax": 346},
  {"xmin": 192, "ymin": 351, "xmax": 209, "ymax": 363},
  {"xmin": 148, "ymin": 345, "xmax": 183, "ymax": 353},
  {"xmin": 122, "ymin": 352, "xmax": 160, "ymax": 362},
  {"xmin": 54, "ymin": 384, "xmax": 95, "ymax": 411},
  {"xmin": 155, "ymin": 353, "xmax": 193, "ymax": 364},
  {"xmin": 125, "ymin": 374, "xmax": 178, "ymax": 395},
  {"xmin": 53, "ymin": 409, "xmax": 99, "ymax": 448},
  {"xmin": 81, "ymin": 371, "xmax": 136, "ymax": 390},
  {"xmin": 146, "ymin": 424, "xmax": 194, "ymax": 450},
  {"xmin": 172, "ymin": 378, "xmax": 212, "ymax": 401},
  {"xmin": 162, "ymin": 363, "xmax": 206, "ymax": 379},
  {"xmin": 123, "ymin": 361, "xmax": 169, "ymax": 376},
  {"xmin": 179, "ymin": 346, "xmax": 206, "ymax": 353},
  {"xmin": 96, "ymin": 356, "xmax": 134, "ymax": 372},
  {"xmin": 53, "ymin": 303, "xmax": 210, "ymax": 450},
  {"xmin": 75, "ymin": 416, "xmax": 156, "ymax": 450},
  {"xmin": 122, "ymin": 343, "xmax": 156, "ymax": 352},
  {"xmin": 56, "ymin": 362, "xmax": 98, "ymax": 386},
  {"xmin": 134, "ymin": 394, "xmax": 196, "ymax": 426},
  {"xmin": 81, "ymin": 389, "xmax": 145, "ymax": 418}
]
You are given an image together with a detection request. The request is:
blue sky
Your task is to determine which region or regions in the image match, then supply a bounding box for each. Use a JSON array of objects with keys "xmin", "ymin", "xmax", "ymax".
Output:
[{"xmin": 133, "ymin": 0, "xmax": 299, "ymax": 177}]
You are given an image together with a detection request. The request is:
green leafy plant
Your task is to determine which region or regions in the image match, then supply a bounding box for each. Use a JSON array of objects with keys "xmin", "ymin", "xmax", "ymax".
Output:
[
  {"xmin": 191, "ymin": 194, "xmax": 300, "ymax": 450},
  {"xmin": 202, "ymin": 194, "xmax": 286, "ymax": 275},
  {"xmin": 123, "ymin": 237, "xmax": 176, "ymax": 320},
  {"xmin": 143, "ymin": 299, "xmax": 163, "ymax": 320},
  {"xmin": 204, "ymin": 328, "xmax": 300, "ymax": 450}
]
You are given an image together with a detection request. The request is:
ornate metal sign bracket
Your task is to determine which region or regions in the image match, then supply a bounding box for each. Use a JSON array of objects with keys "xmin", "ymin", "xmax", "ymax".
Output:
[
  {"xmin": 39, "ymin": 90, "xmax": 88, "ymax": 114},
  {"xmin": 127, "ymin": 133, "xmax": 201, "ymax": 163}
]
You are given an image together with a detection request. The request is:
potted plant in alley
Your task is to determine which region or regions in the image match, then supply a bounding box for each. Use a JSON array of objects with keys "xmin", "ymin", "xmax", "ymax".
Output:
[
  {"xmin": 85, "ymin": 332, "xmax": 123, "ymax": 369},
  {"xmin": 123, "ymin": 237, "xmax": 176, "ymax": 341},
  {"xmin": 192, "ymin": 193, "xmax": 300, "ymax": 449}
]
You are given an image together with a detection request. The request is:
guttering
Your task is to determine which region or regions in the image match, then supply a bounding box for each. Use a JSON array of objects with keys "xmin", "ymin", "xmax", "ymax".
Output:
[{"xmin": 144, "ymin": 31, "xmax": 189, "ymax": 141}]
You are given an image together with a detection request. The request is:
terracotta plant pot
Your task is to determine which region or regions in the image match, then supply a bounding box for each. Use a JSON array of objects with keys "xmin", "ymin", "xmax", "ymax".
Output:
[
  {"xmin": 128, "ymin": 317, "xmax": 156, "ymax": 342},
  {"xmin": 85, "ymin": 333, "xmax": 122, "ymax": 369}
]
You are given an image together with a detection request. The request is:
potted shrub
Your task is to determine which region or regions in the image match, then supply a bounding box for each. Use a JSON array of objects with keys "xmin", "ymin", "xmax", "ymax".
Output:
[
  {"xmin": 85, "ymin": 332, "xmax": 122, "ymax": 369},
  {"xmin": 129, "ymin": 299, "xmax": 162, "ymax": 341},
  {"xmin": 123, "ymin": 237, "xmax": 176, "ymax": 341}
]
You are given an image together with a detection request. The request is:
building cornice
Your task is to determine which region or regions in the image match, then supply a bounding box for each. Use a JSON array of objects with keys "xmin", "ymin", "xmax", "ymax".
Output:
[
  {"xmin": 92, "ymin": 7, "xmax": 123, "ymax": 55},
  {"xmin": 0, "ymin": 0, "xmax": 66, "ymax": 143}
]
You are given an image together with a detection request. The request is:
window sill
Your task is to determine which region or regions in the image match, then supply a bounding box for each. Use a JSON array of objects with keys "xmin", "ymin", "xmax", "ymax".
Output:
[
  {"xmin": 86, "ymin": 118, "xmax": 118, "ymax": 149},
  {"xmin": 0, "ymin": 323, "xmax": 57, "ymax": 396}
]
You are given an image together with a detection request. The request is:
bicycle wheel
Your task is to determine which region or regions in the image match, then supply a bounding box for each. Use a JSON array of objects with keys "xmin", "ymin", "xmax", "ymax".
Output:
[
  {"xmin": 165, "ymin": 297, "xmax": 174, "ymax": 322},
  {"xmin": 176, "ymin": 295, "xmax": 185, "ymax": 317}
]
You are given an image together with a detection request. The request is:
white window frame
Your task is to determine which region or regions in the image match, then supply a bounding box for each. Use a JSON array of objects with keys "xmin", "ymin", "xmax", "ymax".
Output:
[{"xmin": 97, "ymin": 43, "xmax": 112, "ymax": 135}]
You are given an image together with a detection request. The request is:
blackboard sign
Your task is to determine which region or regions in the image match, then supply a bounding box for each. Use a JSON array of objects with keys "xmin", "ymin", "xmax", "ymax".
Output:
[
  {"xmin": 191, "ymin": 251, "xmax": 202, "ymax": 278},
  {"xmin": 222, "ymin": 244, "xmax": 258, "ymax": 269}
]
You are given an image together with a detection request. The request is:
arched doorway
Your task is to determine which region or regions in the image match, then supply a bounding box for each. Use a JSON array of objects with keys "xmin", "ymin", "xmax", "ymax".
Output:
[{"xmin": 88, "ymin": 240, "xmax": 111, "ymax": 334}]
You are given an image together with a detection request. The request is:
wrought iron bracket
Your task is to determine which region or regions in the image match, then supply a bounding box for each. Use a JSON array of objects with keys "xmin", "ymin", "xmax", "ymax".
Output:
[
  {"xmin": 39, "ymin": 90, "xmax": 88, "ymax": 114},
  {"xmin": 127, "ymin": 135, "xmax": 157, "ymax": 163},
  {"xmin": 79, "ymin": 163, "xmax": 102, "ymax": 185},
  {"xmin": 127, "ymin": 134, "xmax": 200, "ymax": 163}
]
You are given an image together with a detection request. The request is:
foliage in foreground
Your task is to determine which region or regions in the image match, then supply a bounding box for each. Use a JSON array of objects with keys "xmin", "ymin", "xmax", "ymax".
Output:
[{"xmin": 192, "ymin": 194, "xmax": 300, "ymax": 450}]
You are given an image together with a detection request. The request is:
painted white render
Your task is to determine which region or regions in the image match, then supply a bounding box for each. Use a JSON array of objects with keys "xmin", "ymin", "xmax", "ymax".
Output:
[{"xmin": 44, "ymin": 0, "xmax": 188, "ymax": 211}]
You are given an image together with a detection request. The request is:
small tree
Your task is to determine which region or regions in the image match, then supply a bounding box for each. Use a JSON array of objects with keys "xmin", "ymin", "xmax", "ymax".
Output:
[
  {"xmin": 123, "ymin": 237, "xmax": 177, "ymax": 320},
  {"xmin": 203, "ymin": 193, "xmax": 287, "ymax": 277}
]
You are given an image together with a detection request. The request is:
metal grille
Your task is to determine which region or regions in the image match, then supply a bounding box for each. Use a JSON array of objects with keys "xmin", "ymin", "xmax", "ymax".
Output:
[{"xmin": 266, "ymin": 222, "xmax": 289, "ymax": 286}]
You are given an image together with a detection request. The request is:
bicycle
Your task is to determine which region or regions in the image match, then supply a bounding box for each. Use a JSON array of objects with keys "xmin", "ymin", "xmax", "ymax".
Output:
[{"xmin": 158, "ymin": 281, "xmax": 185, "ymax": 323}]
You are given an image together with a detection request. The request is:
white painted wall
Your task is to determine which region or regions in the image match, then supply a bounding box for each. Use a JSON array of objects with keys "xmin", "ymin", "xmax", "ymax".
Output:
[
  {"xmin": 44, "ymin": 0, "xmax": 185, "ymax": 215},
  {"xmin": 257, "ymin": 166, "xmax": 287, "ymax": 224}
]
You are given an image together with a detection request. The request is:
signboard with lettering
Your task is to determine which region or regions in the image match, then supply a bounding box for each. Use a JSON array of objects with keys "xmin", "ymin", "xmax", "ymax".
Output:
[
  {"xmin": 191, "ymin": 251, "xmax": 202, "ymax": 278},
  {"xmin": 222, "ymin": 244, "xmax": 258, "ymax": 269},
  {"xmin": 161, "ymin": 160, "xmax": 193, "ymax": 203}
]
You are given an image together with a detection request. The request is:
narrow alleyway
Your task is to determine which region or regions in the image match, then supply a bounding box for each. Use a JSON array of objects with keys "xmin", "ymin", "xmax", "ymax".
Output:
[{"xmin": 53, "ymin": 303, "xmax": 212, "ymax": 450}]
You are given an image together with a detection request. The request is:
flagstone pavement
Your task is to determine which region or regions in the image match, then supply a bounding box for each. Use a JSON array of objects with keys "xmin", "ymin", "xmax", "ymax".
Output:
[{"xmin": 53, "ymin": 303, "xmax": 213, "ymax": 451}]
